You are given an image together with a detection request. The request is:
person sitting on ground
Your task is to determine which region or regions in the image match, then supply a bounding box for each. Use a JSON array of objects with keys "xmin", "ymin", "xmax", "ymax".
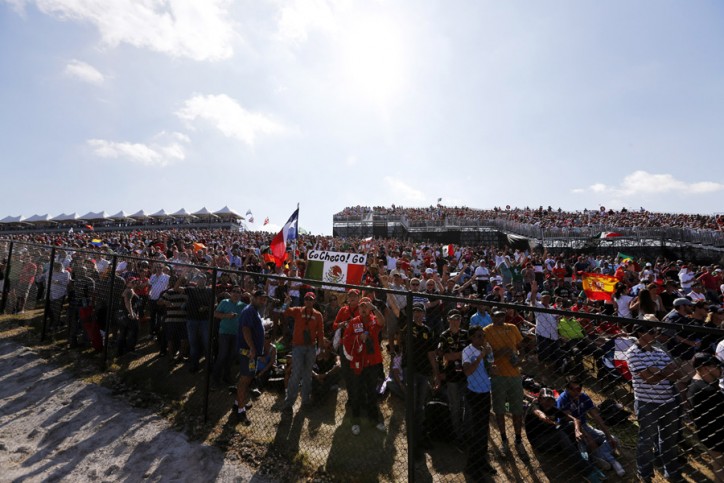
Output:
[
  {"xmin": 556, "ymin": 376, "xmax": 626, "ymax": 477},
  {"xmin": 525, "ymin": 388, "xmax": 606, "ymax": 483},
  {"xmin": 311, "ymin": 337, "xmax": 341, "ymax": 404}
]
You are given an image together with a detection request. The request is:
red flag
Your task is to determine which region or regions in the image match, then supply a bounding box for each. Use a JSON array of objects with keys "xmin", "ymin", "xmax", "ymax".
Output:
[
  {"xmin": 85, "ymin": 224, "xmax": 94, "ymax": 231},
  {"xmin": 270, "ymin": 209, "xmax": 299, "ymax": 267},
  {"xmin": 263, "ymin": 217, "xmax": 269, "ymax": 226},
  {"xmin": 581, "ymin": 273, "xmax": 619, "ymax": 301}
]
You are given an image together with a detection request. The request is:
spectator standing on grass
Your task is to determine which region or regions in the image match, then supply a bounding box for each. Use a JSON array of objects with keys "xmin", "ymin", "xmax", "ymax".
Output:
[
  {"xmin": 48, "ymin": 261, "xmax": 70, "ymax": 330},
  {"xmin": 484, "ymin": 308, "xmax": 527, "ymax": 461},
  {"xmin": 687, "ymin": 352, "xmax": 724, "ymax": 482},
  {"xmin": 529, "ymin": 281, "xmax": 562, "ymax": 369},
  {"xmin": 283, "ymin": 292, "xmax": 325, "ymax": 412},
  {"xmin": 402, "ymin": 303, "xmax": 440, "ymax": 457},
  {"xmin": 185, "ymin": 274, "xmax": 213, "ymax": 373},
  {"xmin": 159, "ymin": 276, "xmax": 188, "ymax": 364},
  {"xmin": 556, "ymin": 376, "xmax": 625, "ymax": 477},
  {"xmin": 438, "ymin": 309, "xmax": 469, "ymax": 447},
  {"xmin": 148, "ymin": 264, "xmax": 170, "ymax": 345},
  {"xmin": 626, "ymin": 324, "xmax": 683, "ymax": 482},
  {"xmin": 342, "ymin": 297, "xmax": 386, "ymax": 435},
  {"xmin": 234, "ymin": 289, "xmax": 268, "ymax": 426},
  {"xmin": 116, "ymin": 277, "xmax": 141, "ymax": 357},
  {"xmin": 333, "ymin": 289, "xmax": 361, "ymax": 396},
  {"xmin": 462, "ymin": 325, "xmax": 496, "ymax": 479},
  {"xmin": 212, "ymin": 285, "xmax": 246, "ymax": 386}
]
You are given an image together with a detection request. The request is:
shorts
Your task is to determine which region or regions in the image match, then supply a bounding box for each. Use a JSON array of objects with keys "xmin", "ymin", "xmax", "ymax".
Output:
[
  {"xmin": 491, "ymin": 376, "xmax": 524, "ymax": 415},
  {"xmin": 239, "ymin": 354, "xmax": 256, "ymax": 378}
]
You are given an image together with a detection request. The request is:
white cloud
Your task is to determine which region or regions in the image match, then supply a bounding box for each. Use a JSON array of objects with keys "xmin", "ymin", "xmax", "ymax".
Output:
[
  {"xmin": 573, "ymin": 170, "xmax": 724, "ymax": 197},
  {"xmin": 176, "ymin": 94, "xmax": 286, "ymax": 145},
  {"xmin": 87, "ymin": 131, "xmax": 188, "ymax": 167},
  {"xmin": 276, "ymin": 0, "xmax": 339, "ymax": 44},
  {"xmin": 64, "ymin": 59, "xmax": 104, "ymax": 84},
  {"xmin": 16, "ymin": 0, "xmax": 235, "ymax": 61},
  {"xmin": 384, "ymin": 176, "xmax": 425, "ymax": 203}
]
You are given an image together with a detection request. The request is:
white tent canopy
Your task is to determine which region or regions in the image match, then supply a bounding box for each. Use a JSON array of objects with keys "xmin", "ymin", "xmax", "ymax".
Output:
[
  {"xmin": 150, "ymin": 209, "xmax": 170, "ymax": 218},
  {"xmin": 0, "ymin": 215, "xmax": 24, "ymax": 224},
  {"xmin": 171, "ymin": 208, "xmax": 194, "ymax": 217},
  {"xmin": 130, "ymin": 210, "xmax": 149, "ymax": 219},
  {"xmin": 192, "ymin": 207, "xmax": 216, "ymax": 216},
  {"xmin": 52, "ymin": 212, "xmax": 79, "ymax": 222},
  {"xmin": 109, "ymin": 210, "xmax": 134, "ymax": 220},
  {"xmin": 25, "ymin": 214, "xmax": 52, "ymax": 223},
  {"xmin": 214, "ymin": 206, "xmax": 243, "ymax": 219},
  {"xmin": 80, "ymin": 211, "xmax": 109, "ymax": 221}
]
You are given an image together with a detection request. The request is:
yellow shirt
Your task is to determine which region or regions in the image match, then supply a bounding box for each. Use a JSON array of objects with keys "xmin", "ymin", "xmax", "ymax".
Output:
[{"xmin": 483, "ymin": 323, "xmax": 523, "ymax": 377}]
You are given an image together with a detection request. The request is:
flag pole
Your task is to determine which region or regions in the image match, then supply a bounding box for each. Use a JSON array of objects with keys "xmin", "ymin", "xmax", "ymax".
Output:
[{"xmin": 293, "ymin": 202, "xmax": 299, "ymax": 265}]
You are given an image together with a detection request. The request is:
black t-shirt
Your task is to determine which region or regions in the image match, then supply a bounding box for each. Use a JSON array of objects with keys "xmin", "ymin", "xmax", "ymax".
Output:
[
  {"xmin": 314, "ymin": 351, "xmax": 338, "ymax": 375},
  {"xmin": 525, "ymin": 403, "xmax": 568, "ymax": 442},
  {"xmin": 687, "ymin": 378, "xmax": 724, "ymax": 452},
  {"xmin": 438, "ymin": 329, "xmax": 469, "ymax": 383},
  {"xmin": 401, "ymin": 323, "xmax": 437, "ymax": 375}
]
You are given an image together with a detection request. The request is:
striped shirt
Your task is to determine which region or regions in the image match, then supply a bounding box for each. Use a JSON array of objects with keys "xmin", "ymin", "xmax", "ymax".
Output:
[
  {"xmin": 161, "ymin": 289, "xmax": 187, "ymax": 324},
  {"xmin": 625, "ymin": 344, "xmax": 676, "ymax": 404}
]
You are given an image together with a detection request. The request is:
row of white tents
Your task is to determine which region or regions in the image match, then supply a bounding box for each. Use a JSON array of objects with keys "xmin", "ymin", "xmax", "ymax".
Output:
[{"xmin": 0, "ymin": 206, "xmax": 244, "ymax": 224}]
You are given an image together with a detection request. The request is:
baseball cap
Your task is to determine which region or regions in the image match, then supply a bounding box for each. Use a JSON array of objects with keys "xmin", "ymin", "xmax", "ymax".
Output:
[
  {"xmin": 425, "ymin": 267, "xmax": 435, "ymax": 274},
  {"xmin": 412, "ymin": 303, "xmax": 425, "ymax": 312},
  {"xmin": 708, "ymin": 305, "xmax": 724, "ymax": 314},
  {"xmin": 539, "ymin": 388, "xmax": 556, "ymax": 400},
  {"xmin": 304, "ymin": 292, "xmax": 316, "ymax": 300},
  {"xmin": 692, "ymin": 352, "xmax": 722, "ymax": 369},
  {"xmin": 673, "ymin": 298, "xmax": 692, "ymax": 307},
  {"xmin": 347, "ymin": 289, "xmax": 361, "ymax": 296},
  {"xmin": 447, "ymin": 309, "xmax": 461, "ymax": 319},
  {"xmin": 253, "ymin": 289, "xmax": 267, "ymax": 298}
]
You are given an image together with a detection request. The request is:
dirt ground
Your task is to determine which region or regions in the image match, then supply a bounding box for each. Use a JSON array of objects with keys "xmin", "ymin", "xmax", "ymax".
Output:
[{"xmin": 0, "ymin": 338, "xmax": 265, "ymax": 483}]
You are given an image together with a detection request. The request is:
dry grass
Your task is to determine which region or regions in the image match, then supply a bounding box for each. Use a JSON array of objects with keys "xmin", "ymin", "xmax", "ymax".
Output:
[{"xmin": 0, "ymin": 309, "xmax": 718, "ymax": 482}]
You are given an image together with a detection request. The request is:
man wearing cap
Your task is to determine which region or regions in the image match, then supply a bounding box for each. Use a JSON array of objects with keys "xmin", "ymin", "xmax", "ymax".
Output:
[
  {"xmin": 679, "ymin": 265, "xmax": 696, "ymax": 294},
  {"xmin": 402, "ymin": 303, "xmax": 440, "ymax": 456},
  {"xmin": 524, "ymin": 388, "xmax": 604, "ymax": 481},
  {"xmin": 234, "ymin": 289, "xmax": 268, "ymax": 426},
  {"xmin": 529, "ymin": 280, "xmax": 562, "ymax": 370},
  {"xmin": 283, "ymin": 291, "xmax": 325, "ymax": 412},
  {"xmin": 462, "ymin": 325, "xmax": 496, "ymax": 478},
  {"xmin": 484, "ymin": 308, "xmax": 526, "ymax": 460},
  {"xmin": 333, "ymin": 289, "xmax": 361, "ymax": 393},
  {"xmin": 438, "ymin": 309, "xmax": 469, "ymax": 446},
  {"xmin": 662, "ymin": 298, "xmax": 702, "ymax": 383},
  {"xmin": 688, "ymin": 352, "xmax": 724, "ymax": 481},
  {"xmin": 625, "ymin": 324, "xmax": 683, "ymax": 482},
  {"xmin": 469, "ymin": 303, "xmax": 493, "ymax": 329},
  {"xmin": 342, "ymin": 297, "xmax": 386, "ymax": 435}
]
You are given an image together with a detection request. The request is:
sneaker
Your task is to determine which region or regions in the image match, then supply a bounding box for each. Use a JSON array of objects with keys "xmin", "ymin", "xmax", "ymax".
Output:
[
  {"xmin": 376, "ymin": 422, "xmax": 386, "ymax": 432},
  {"xmin": 500, "ymin": 440, "xmax": 511, "ymax": 458},
  {"xmin": 238, "ymin": 412, "xmax": 251, "ymax": 427},
  {"xmin": 250, "ymin": 388, "xmax": 262, "ymax": 399},
  {"xmin": 612, "ymin": 460, "xmax": 625, "ymax": 477},
  {"xmin": 515, "ymin": 439, "xmax": 529, "ymax": 461},
  {"xmin": 351, "ymin": 424, "xmax": 361, "ymax": 436}
]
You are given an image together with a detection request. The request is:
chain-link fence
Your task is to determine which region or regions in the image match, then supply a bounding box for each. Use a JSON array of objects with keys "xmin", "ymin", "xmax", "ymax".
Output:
[{"xmin": 1, "ymin": 240, "xmax": 723, "ymax": 482}]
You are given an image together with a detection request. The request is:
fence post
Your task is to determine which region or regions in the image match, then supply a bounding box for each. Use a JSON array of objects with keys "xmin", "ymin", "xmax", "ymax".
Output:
[
  {"xmin": 101, "ymin": 255, "xmax": 119, "ymax": 370},
  {"xmin": 405, "ymin": 291, "xmax": 415, "ymax": 483},
  {"xmin": 40, "ymin": 246, "xmax": 57, "ymax": 342},
  {"xmin": 203, "ymin": 267, "xmax": 219, "ymax": 423},
  {"xmin": 0, "ymin": 241, "xmax": 13, "ymax": 313}
]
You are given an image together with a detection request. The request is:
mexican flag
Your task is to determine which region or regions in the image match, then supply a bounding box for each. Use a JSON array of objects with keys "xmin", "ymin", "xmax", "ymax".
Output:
[
  {"xmin": 442, "ymin": 244, "xmax": 455, "ymax": 258},
  {"xmin": 581, "ymin": 272, "xmax": 619, "ymax": 301},
  {"xmin": 305, "ymin": 250, "xmax": 367, "ymax": 290}
]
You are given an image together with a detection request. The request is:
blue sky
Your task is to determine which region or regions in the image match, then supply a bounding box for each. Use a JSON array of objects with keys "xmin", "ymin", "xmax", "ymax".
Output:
[{"xmin": 2, "ymin": 0, "xmax": 723, "ymax": 235}]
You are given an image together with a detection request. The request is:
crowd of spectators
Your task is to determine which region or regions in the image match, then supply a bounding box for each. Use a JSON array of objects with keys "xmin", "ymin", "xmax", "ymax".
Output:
[
  {"xmin": 335, "ymin": 205, "xmax": 724, "ymax": 231},
  {"xmin": 2, "ymin": 225, "xmax": 724, "ymax": 482}
]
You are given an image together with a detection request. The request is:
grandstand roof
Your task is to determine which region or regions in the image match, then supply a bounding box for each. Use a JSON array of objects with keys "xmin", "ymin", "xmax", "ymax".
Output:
[{"xmin": 0, "ymin": 215, "xmax": 24, "ymax": 224}]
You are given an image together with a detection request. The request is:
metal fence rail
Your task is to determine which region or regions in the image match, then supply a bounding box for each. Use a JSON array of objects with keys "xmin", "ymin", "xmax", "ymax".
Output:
[{"xmin": 1, "ymin": 240, "xmax": 723, "ymax": 482}]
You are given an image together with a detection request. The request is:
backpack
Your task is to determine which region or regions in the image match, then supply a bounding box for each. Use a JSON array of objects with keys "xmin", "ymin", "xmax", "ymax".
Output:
[{"xmin": 599, "ymin": 399, "xmax": 631, "ymax": 426}]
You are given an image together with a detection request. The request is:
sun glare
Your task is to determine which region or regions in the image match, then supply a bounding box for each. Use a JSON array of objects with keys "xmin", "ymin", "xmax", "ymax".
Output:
[{"xmin": 339, "ymin": 17, "xmax": 407, "ymax": 107}]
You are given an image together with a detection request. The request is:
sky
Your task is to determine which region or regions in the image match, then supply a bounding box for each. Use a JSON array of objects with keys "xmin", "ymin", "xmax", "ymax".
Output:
[{"xmin": 2, "ymin": 0, "xmax": 724, "ymax": 236}]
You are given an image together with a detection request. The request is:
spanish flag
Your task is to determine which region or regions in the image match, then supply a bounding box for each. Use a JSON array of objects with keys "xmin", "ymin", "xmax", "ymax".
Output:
[{"xmin": 581, "ymin": 273, "xmax": 619, "ymax": 301}]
